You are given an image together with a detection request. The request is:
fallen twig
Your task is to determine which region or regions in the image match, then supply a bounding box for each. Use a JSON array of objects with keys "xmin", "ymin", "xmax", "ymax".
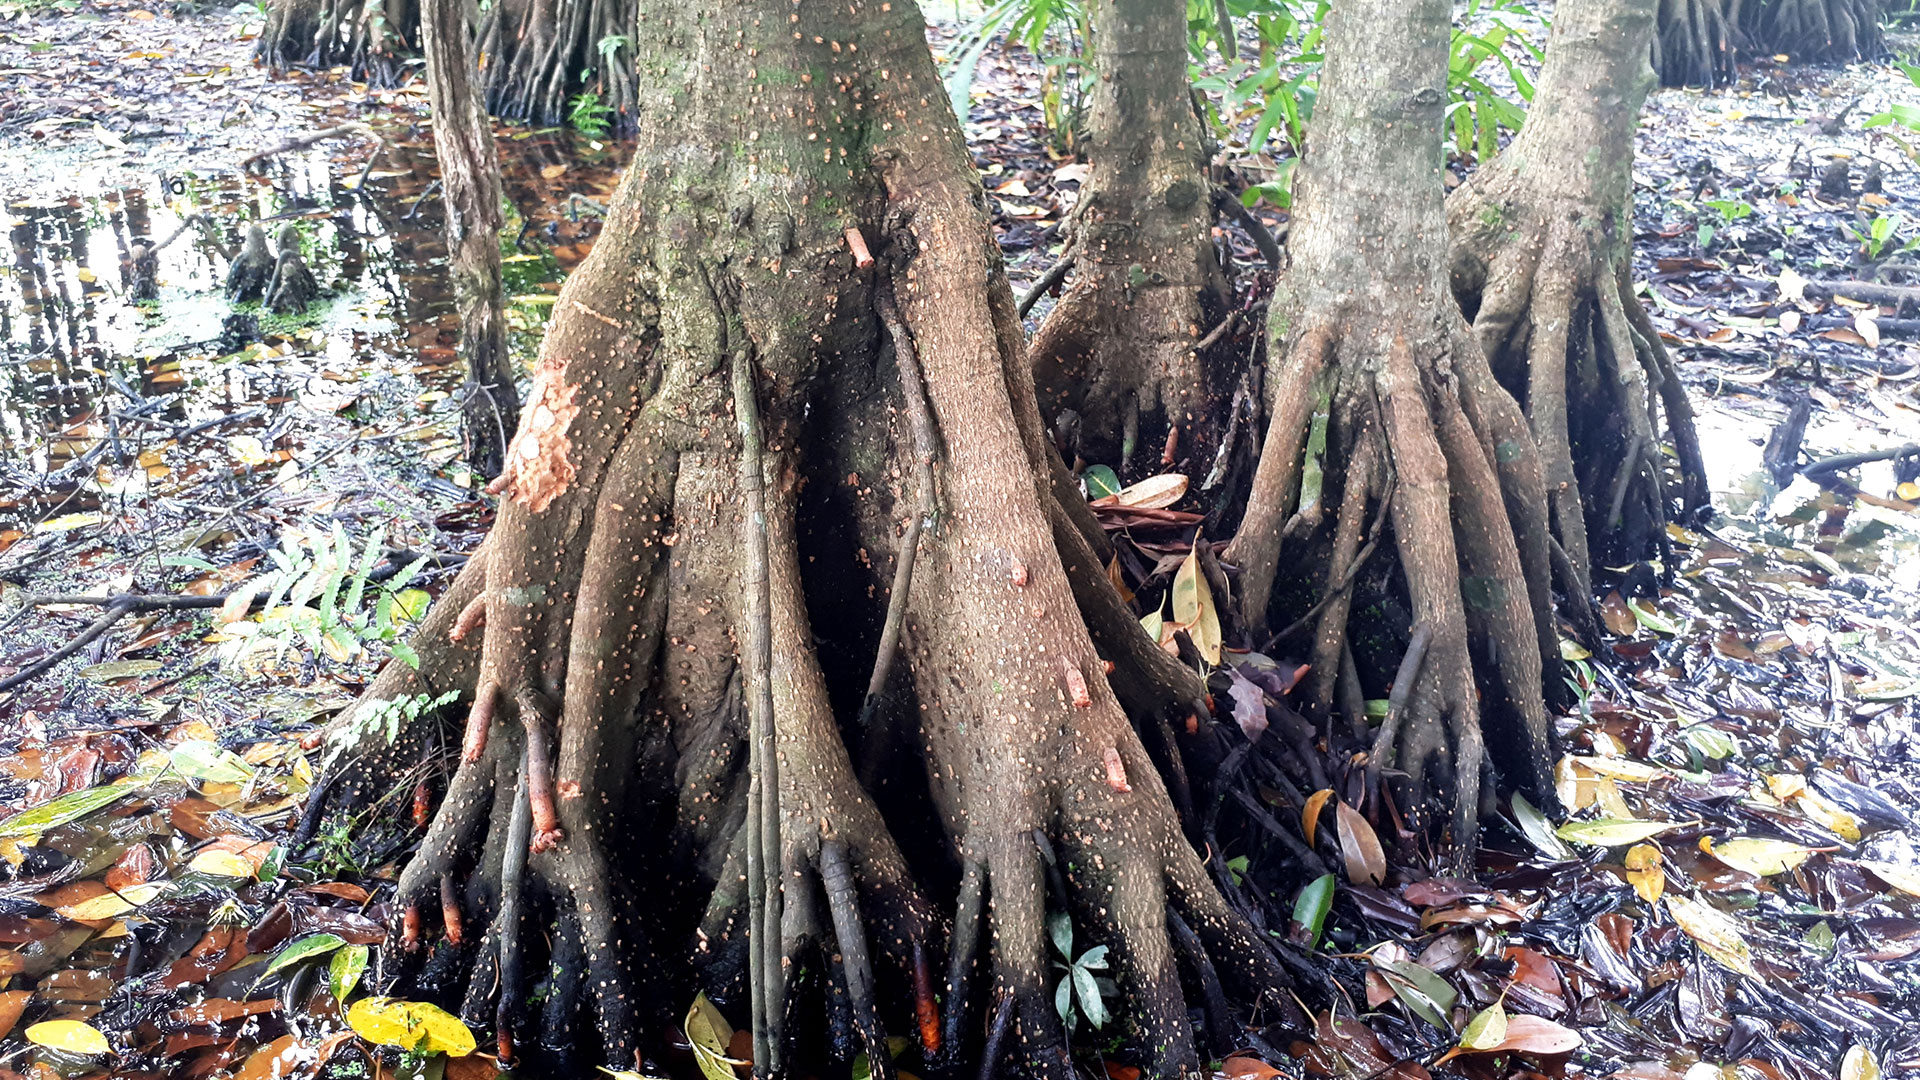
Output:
[{"xmin": 242, "ymin": 124, "xmax": 376, "ymax": 166}]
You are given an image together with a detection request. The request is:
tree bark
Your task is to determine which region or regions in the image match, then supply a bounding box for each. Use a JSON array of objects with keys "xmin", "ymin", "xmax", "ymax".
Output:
[
  {"xmin": 299, "ymin": 0, "xmax": 1299, "ymax": 1072},
  {"xmin": 1027, "ymin": 0, "xmax": 1230, "ymax": 474},
  {"xmin": 1224, "ymin": 0, "xmax": 1561, "ymax": 858},
  {"xmin": 420, "ymin": 0, "xmax": 519, "ymax": 478},
  {"xmin": 1448, "ymin": 0, "xmax": 1707, "ymax": 613}
]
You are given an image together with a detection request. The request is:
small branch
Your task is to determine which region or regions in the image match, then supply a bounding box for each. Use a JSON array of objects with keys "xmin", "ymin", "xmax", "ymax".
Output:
[
  {"xmin": 1017, "ymin": 250, "xmax": 1075, "ymax": 318},
  {"xmin": 1801, "ymin": 279, "xmax": 1920, "ymax": 310},
  {"xmin": 859, "ymin": 284, "xmax": 939, "ymax": 749},
  {"xmin": 1365, "ymin": 621, "xmax": 1434, "ymax": 813},
  {"xmin": 941, "ymin": 861, "xmax": 986, "ymax": 1069},
  {"xmin": 241, "ymin": 123, "xmax": 375, "ymax": 166},
  {"xmin": 440, "ymin": 873, "xmax": 465, "ymax": 947},
  {"xmin": 975, "ymin": 991, "xmax": 1015, "ymax": 1080},
  {"xmin": 1212, "ymin": 185, "xmax": 1282, "ymax": 269},
  {"xmin": 1193, "ymin": 311, "xmax": 1239, "ymax": 353}
]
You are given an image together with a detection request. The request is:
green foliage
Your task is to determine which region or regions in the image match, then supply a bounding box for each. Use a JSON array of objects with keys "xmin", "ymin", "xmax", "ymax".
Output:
[
  {"xmin": 1444, "ymin": 0, "xmax": 1543, "ymax": 164},
  {"xmin": 321, "ymin": 691, "xmax": 458, "ymax": 771},
  {"xmin": 568, "ymin": 91, "xmax": 614, "ymax": 138},
  {"xmin": 940, "ymin": 0, "xmax": 1092, "ymax": 150},
  {"xmin": 596, "ymin": 34, "xmax": 630, "ymax": 61},
  {"xmin": 1047, "ymin": 912, "xmax": 1114, "ymax": 1033},
  {"xmin": 214, "ymin": 525, "xmax": 431, "ymax": 675},
  {"xmin": 1850, "ymin": 212, "xmax": 1920, "ymax": 261}
]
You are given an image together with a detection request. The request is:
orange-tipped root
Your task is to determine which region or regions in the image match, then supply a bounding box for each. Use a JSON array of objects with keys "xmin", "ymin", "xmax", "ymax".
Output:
[{"xmin": 461, "ymin": 683, "xmax": 497, "ymax": 763}]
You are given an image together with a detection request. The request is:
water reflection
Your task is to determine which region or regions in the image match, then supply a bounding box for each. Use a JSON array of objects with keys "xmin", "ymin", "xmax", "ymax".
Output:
[{"xmin": 0, "ymin": 127, "xmax": 622, "ymax": 535}]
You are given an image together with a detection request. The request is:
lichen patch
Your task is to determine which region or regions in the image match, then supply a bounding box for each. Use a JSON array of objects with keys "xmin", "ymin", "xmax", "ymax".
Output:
[{"xmin": 503, "ymin": 357, "xmax": 581, "ymax": 513}]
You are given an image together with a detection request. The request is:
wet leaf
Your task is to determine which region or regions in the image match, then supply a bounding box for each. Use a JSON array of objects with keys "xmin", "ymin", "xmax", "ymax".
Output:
[
  {"xmin": 1843, "ymin": 1045, "xmax": 1879, "ymax": 1080},
  {"xmin": 0, "ymin": 992, "xmax": 31, "ymax": 1041},
  {"xmin": 58, "ymin": 881, "xmax": 170, "ymax": 921},
  {"xmin": 1336, "ymin": 801, "xmax": 1385, "ymax": 886},
  {"xmin": 1625, "ymin": 843, "xmax": 1665, "ymax": 903},
  {"xmin": 227, "ymin": 434, "xmax": 272, "ymax": 467},
  {"xmin": 1512, "ymin": 793, "xmax": 1573, "ymax": 860},
  {"xmin": 1628, "ymin": 598, "xmax": 1680, "ymax": 635},
  {"xmin": 25, "ymin": 1020, "xmax": 109, "ymax": 1055},
  {"xmin": 169, "ymin": 741, "xmax": 255, "ymax": 783},
  {"xmin": 1557, "ymin": 817, "xmax": 1687, "ymax": 847},
  {"xmin": 1460, "ymin": 1000, "xmax": 1508, "ymax": 1050},
  {"xmin": 329, "ymin": 944, "xmax": 369, "ymax": 1002},
  {"xmin": 1289, "ymin": 873, "xmax": 1335, "ymax": 950},
  {"xmin": 1856, "ymin": 860, "xmax": 1920, "ymax": 897},
  {"xmin": 393, "ymin": 588, "xmax": 431, "ymax": 622},
  {"xmin": 1434, "ymin": 1014, "xmax": 1582, "ymax": 1064},
  {"xmin": 0, "ymin": 783, "xmax": 137, "ymax": 838},
  {"xmin": 264, "ymin": 933, "xmax": 347, "ymax": 977},
  {"xmin": 1082, "ymin": 465, "xmax": 1121, "ymax": 499},
  {"xmin": 1302, "ymin": 789, "xmax": 1333, "ymax": 848},
  {"xmin": 1666, "ymin": 894, "xmax": 1758, "ymax": 978},
  {"xmin": 188, "ymin": 849, "xmax": 258, "ymax": 878},
  {"xmin": 346, "ymin": 997, "xmax": 476, "ymax": 1056},
  {"xmin": 686, "ymin": 993, "xmax": 748, "ymax": 1080},
  {"xmin": 80, "ymin": 659, "xmax": 163, "ymax": 681},
  {"xmin": 1373, "ymin": 959, "xmax": 1454, "ymax": 1030},
  {"xmin": 1571, "ymin": 756, "xmax": 1667, "ymax": 782},
  {"xmin": 1091, "ymin": 473, "xmax": 1187, "ymax": 510},
  {"xmin": 1170, "ymin": 542, "xmax": 1221, "ymax": 665},
  {"xmin": 1601, "ymin": 591, "xmax": 1638, "ymax": 636},
  {"xmin": 1699, "ymin": 836, "xmax": 1815, "ymax": 877},
  {"xmin": 1220, "ymin": 1056, "xmax": 1284, "ymax": 1079},
  {"xmin": 1683, "ymin": 724, "xmax": 1739, "ymax": 761}
]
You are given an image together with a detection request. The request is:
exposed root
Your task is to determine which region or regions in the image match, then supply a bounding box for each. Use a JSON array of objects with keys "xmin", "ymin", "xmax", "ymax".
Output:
[{"xmin": 1225, "ymin": 0, "xmax": 1561, "ymax": 858}]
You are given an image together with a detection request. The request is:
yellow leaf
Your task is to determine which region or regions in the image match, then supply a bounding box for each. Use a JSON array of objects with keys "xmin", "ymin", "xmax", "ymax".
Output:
[
  {"xmin": 685, "ymin": 993, "xmax": 748, "ymax": 1080},
  {"xmin": 1700, "ymin": 836, "xmax": 1814, "ymax": 876},
  {"xmin": 1843, "ymin": 1044, "xmax": 1880, "ymax": 1080},
  {"xmin": 227, "ymin": 434, "xmax": 272, "ymax": 467},
  {"xmin": 345, "ymin": 997, "xmax": 476, "ymax": 1056},
  {"xmin": 1666, "ymin": 894, "xmax": 1757, "ymax": 978},
  {"xmin": 189, "ymin": 849, "xmax": 258, "ymax": 878},
  {"xmin": 1170, "ymin": 541, "xmax": 1221, "ymax": 666},
  {"xmin": 25, "ymin": 1020, "xmax": 110, "ymax": 1055},
  {"xmin": 1301, "ymin": 789, "xmax": 1333, "ymax": 849},
  {"xmin": 1624, "ymin": 843, "xmax": 1664, "ymax": 904},
  {"xmin": 36, "ymin": 512, "xmax": 104, "ymax": 533},
  {"xmin": 1567, "ymin": 756, "xmax": 1666, "ymax": 782},
  {"xmin": 1791, "ymin": 789, "xmax": 1862, "ymax": 842},
  {"xmin": 58, "ymin": 882, "xmax": 170, "ymax": 921}
]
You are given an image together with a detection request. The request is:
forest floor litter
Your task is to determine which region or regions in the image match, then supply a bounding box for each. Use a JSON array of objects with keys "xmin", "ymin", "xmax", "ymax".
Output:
[{"xmin": 1, "ymin": 1, "xmax": 1920, "ymax": 1078}]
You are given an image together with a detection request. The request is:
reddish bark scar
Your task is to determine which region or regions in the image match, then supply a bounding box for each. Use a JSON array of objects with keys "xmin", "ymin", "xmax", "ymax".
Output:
[
  {"xmin": 1102, "ymin": 747, "xmax": 1131, "ymax": 793},
  {"xmin": 1062, "ymin": 659, "xmax": 1092, "ymax": 708},
  {"xmin": 558, "ymin": 779, "xmax": 583, "ymax": 800},
  {"xmin": 500, "ymin": 354, "xmax": 580, "ymax": 513},
  {"xmin": 1010, "ymin": 560, "xmax": 1028, "ymax": 587}
]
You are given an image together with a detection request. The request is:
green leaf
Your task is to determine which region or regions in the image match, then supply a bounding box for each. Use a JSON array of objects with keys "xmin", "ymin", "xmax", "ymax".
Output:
[
  {"xmin": 1072, "ymin": 963, "xmax": 1107, "ymax": 1028},
  {"xmin": 1460, "ymin": 1001, "xmax": 1508, "ymax": 1050},
  {"xmin": 266, "ymin": 933, "xmax": 347, "ymax": 977},
  {"xmin": 169, "ymin": 740, "xmax": 255, "ymax": 783},
  {"xmin": 1512, "ymin": 792, "xmax": 1574, "ymax": 859},
  {"xmin": 0, "ymin": 783, "xmax": 137, "ymax": 839},
  {"xmin": 1628, "ymin": 599, "xmax": 1681, "ymax": 635},
  {"xmin": 1290, "ymin": 873, "xmax": 1335, "ymax": 950},
  {"xmin": 1556, "ymin": 817, "xmax": 1687, "ymax": 847},
  {"xmin": 1048, "ymin": 911, "xmax": 1073, "ymax": 960},
  {"xmin": 1082, "ymin": 464, "xmax": 1121, "ymax": 499},
  {"xmin": 329, "ymin": 944, "xmax": 369, "ymax": 1002},
  {"xmin": 392, "ymin": 588, "xmax": 430, "ymax": 624},
  {"xmin": 1683, "ymin": 724, "xmax": 1739, "ymax": 761},
  {"xmin": 1375, "ymin": 960, "xmax": 1454, "ymax": 1030}
]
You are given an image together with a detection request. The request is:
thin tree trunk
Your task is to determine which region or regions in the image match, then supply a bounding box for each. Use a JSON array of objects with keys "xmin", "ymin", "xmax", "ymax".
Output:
[
  {"xmin": 1226, "ymin": 0, "xmax": 1561, "ymax": 855},
  {"xmin": 421, "ymin": 0, "xmax": 519, "ymax": 478},
  {"xmin": 1028, "ymin": 0, "xmax": 1229, "ymax": 474}
]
